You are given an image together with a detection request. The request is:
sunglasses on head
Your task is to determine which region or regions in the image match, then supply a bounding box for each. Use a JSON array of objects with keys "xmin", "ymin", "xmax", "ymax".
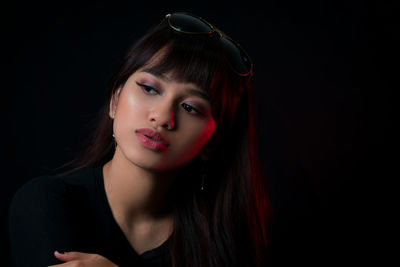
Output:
[{"xmin": 161, "ymin": 12, "xmax": 253, "ymax": 77}]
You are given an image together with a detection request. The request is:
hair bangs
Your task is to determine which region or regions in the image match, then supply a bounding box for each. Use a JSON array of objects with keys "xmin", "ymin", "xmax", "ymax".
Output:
[{"xmin": 143, "ymin": 30, "xmax": 225, "ymax": 94}]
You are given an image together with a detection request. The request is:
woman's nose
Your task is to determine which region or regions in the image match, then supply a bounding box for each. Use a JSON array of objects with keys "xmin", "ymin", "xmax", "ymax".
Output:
[{"xmin": 149, "ymin": 101, "xmax": 176, "ymax": 130}]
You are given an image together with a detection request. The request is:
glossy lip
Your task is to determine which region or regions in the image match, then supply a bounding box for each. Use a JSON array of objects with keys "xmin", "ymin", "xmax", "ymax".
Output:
[{"xmin": 135, "ymin": 128, "xmax": 170, "ymax": 152}]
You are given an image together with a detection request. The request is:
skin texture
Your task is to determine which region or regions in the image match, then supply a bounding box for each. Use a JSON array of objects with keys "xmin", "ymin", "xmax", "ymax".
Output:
[{"xmin": 50, "ymin": 60, "xmax": 217, "ymax": 265}]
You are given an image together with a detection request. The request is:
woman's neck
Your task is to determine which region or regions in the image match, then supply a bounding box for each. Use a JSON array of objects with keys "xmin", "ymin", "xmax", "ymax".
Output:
[{"xmin": 102, "ymin": 148, "xmax": 176, "ymax": 225}]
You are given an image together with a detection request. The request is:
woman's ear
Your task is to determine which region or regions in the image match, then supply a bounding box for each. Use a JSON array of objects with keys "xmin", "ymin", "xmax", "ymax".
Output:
[{"xmin": 109, "ymin": 87, "xmax": 122, "ymax": 119}]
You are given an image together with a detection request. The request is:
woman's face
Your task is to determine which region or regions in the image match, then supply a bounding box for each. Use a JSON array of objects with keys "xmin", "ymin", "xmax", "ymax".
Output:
[{"xmin": 110, "ymin": 66, "xmax": 216, "ymax": 172}]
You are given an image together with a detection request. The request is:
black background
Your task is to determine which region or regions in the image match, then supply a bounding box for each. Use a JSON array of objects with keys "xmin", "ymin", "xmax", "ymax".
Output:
[{"xmin": 2, "ymin": 1, "xmax": 396, "ymax": 266}]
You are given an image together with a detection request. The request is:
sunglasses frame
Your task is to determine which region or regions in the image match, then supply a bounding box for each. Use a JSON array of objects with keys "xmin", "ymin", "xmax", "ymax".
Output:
[{"xmin": 162, "ymin": 12, "xmax": 254, "ymax": 77}]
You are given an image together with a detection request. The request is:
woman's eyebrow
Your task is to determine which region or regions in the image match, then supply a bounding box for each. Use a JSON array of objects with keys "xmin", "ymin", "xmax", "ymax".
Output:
[
  {"xmin": 141, "ymin": 68, "xmax": 210, "ymax": 101},
  {"xmin": 142, "ymin": 68, "xmax": 170, "ymax": 81},
  {"xmin": 186, "ymin": 88, "xmax": 210, "ymax": 101}
]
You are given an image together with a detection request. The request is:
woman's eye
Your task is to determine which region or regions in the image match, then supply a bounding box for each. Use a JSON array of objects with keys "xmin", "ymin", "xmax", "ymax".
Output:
[
  {"xmin": 136, "ymin": 82, "xmax": 205, "ymax": 116},
  {"xmin": 181, "ymin": 103, "xmax": 203, "ymax": 116},
  {"xmin": 136, "ymin": 82, "xmax": 158, "ymax": 95}
]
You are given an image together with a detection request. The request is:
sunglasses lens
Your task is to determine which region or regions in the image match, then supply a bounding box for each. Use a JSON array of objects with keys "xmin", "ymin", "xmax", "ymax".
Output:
[
  {"xmin": 220, "ymin": 37, "xmax": 252, "ymax": 75},
  {"xmin": 169, "ymin": 13, "xmax": 212, "ymax": 33}
]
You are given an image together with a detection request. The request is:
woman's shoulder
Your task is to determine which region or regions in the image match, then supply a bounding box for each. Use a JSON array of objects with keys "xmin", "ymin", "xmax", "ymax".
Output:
[
  {"xmin": 8, "ymin": 166, "xmax": 106, "ymax": 267},
  {"xmin": 10, "ymin": 166, "xmax": 102, "ymax": 213},
  {"xmin": 11, "ymin": 175, "xmax": 65, "ymax": 204},
  {"xmin": 8, "ymin": 174, "xmax": 68, "ymax": 225}
]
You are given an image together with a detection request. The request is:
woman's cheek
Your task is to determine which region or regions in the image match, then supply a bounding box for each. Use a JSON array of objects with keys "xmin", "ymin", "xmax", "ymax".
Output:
[
  {"xmin": 114, "ymin": 91, "xmax": 144, "ymax": 139},
  {"xmin": 123, "ymin": 91, "xmax": 154, "ymax": 123},
  {"xmin": 178, "ymin": 118, "xmax": 216, "ymax": 160}
]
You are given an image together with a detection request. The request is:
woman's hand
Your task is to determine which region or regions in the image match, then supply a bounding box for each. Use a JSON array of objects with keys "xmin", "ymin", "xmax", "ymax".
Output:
[{"xmin": 48, "ymin": 251, "xmax": 118, "ymax": 267}]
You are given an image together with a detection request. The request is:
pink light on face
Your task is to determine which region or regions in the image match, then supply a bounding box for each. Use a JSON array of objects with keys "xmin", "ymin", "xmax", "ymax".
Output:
[
  {"xmin": 167, "ymin": 117, "xmax": 216, "ymax": 169},
  {"xmin": 191, "ymin": 117, "xmax": 216, "ymax": 155}
]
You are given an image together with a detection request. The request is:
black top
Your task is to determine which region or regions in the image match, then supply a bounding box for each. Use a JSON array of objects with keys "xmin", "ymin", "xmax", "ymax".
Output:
[{"xmin": 8, "ymin": 165, "xmax": 171, "ymax": 267}]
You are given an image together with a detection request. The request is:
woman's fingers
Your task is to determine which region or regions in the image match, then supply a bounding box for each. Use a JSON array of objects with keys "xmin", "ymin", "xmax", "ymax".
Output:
[
  {"xmin": 49, "ymin": 251, "xmax": 118, "ymax": 267},
  {"xmin": 54, "ymin": 251, "xmax": 96, "ymax": 262}
]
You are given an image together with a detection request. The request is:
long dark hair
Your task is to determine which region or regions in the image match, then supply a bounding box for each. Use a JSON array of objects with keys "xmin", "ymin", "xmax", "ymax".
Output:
[{"xmin": 58, "ymin": 16, "xmax": 271, "ymax": 267}]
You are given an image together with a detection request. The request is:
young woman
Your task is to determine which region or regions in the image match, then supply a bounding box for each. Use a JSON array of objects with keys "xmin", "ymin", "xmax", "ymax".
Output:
[{"xmin": 9, "ymin": 12, "xmax": 271, "ymax": 267}]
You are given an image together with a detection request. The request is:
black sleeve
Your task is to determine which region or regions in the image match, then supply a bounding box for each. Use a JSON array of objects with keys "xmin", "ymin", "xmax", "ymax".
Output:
[{"xmin": 8, "ymin": 176, "xmax": 79, "ymax": 267}]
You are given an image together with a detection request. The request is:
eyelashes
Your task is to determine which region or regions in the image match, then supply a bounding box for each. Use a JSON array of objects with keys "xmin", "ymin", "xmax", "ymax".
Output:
[
  {"xmin": 136, "ymin": 82, "xmax": 205, "ymax": 116},
  {"xmin": 137, "ymin": 82, "xmax": 158, "ymax": 95}
]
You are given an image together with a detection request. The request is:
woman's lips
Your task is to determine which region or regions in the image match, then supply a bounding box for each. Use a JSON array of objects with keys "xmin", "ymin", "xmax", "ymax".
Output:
[
  {"xmin": 135, "ymin": 128, "xmax": 170, "ymax": 146},
  {"xmin": 135, "ymin": 132, "xmax": 169, "ymax": 152}
]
